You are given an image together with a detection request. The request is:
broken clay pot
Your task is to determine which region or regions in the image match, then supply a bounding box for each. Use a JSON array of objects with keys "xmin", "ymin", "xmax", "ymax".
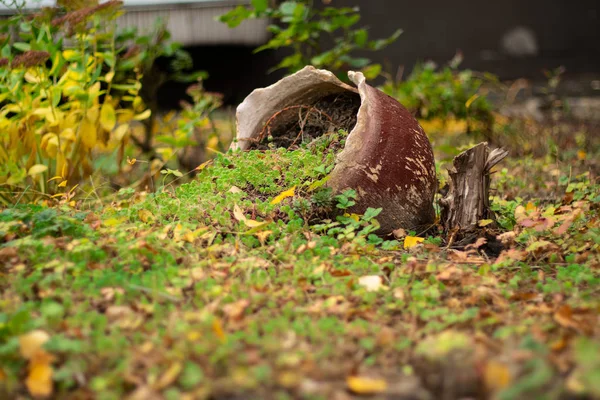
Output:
[{"xmin": 232, "ymin": 66, "xmax": 436, "ymax": 235}]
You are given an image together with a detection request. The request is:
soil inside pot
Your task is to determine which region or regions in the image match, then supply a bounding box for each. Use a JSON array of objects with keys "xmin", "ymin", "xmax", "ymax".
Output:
[{"xmin": 249, "ymin": 92, "xmax": 361, "ymax": 150}]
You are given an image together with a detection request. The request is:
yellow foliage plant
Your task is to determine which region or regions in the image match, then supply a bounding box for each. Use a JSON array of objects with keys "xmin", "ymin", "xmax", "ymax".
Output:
[{"xmin": 0, "ymin": 1, "xmax": 149, "ymax": 205}]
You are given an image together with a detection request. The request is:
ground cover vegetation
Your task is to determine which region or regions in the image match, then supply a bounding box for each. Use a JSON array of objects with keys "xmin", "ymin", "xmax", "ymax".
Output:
[{"xmin": 0, "ymin": 0, "xmax": 599, "ymax": 399}]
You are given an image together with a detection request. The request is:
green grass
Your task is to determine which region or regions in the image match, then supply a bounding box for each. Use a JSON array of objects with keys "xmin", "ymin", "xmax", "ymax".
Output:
[{"xmin": 1, "ymin": 124, "xmax": 599, "ymax": 399}]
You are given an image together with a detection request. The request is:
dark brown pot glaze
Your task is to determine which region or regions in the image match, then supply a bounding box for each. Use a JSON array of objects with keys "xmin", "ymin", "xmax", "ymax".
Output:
[{"xmin": 232, "ymin": 66, "xmax": 436, "ymax": 235}]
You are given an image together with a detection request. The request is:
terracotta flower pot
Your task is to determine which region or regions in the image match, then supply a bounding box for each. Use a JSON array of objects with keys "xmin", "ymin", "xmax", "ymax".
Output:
[{"xmin": 232, "ymin": 66, "xmax": 437, "ymax": 235}]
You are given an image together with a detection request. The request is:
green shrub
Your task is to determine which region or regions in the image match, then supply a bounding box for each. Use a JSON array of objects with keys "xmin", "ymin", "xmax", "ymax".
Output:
[
  {"xmin": 381, "ymin": 54, "xmax": 498, "ymax": 131},
  {"xmin": 219, "ymin": 0, "xmax": 401, "ymax": 79},
  {"xmin": 0, "ymin": 1, "xmax": 212, "ymax": 205}
]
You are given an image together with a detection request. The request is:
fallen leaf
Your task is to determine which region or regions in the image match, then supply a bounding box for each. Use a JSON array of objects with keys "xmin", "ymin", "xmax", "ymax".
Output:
[
  {"xmin": 233, "ymin": 205, "xmax": 268, "ymax": 228},
  {"xmin": 404, "ymin": 236, "xmax": 424, "ymax": 249},
  {"xmin": 223, "ymin": 299, "xmax": 250, "ymax": 321},
  {"xmin": 233, "ymin": 204, "xmax": 246, "ymax": 222},
  {"xmin": 244, "ymin": 219, "xmax": 268, "ymax": 228},
  {"xmin": 19, "ymin": 330, "xmax": 50, "ymax": 360},
  {"xmin": 554, "ymin": 305, "xmax": 583, "ymax": 332},
  {"xmin": 347, "ymin": 376, "xmax": 387, "ymax": 394},
  {"xmin": 154, "ymin": 362, "xmax": 183, "ymax": 390},
  {"xmin": 484, "ymin": 360, "xmax": 512, "ymax": 392},
  {"xmin": 270, "ymin": 186, "xmax": 296, "ymax": 205},
  {"xmin": 138, "ymin": 209, "xmax": 154, "ymax": 223},
  {"xmin": 436, "ymin": 265, "xmax": 464, "ymax": 283},
  {"xmin": 393, "ymin": 228, "xmax": 407, "ymax": 238},
  {"xmin": 26, "ymin": 360, "xmax": 53, "ymax": 398},
  {"xmin": 212, "ymin": 318, "xmax": 226, "ymax": 342},
  {"xmin": 358, "ymin": 275, "xmax": 386, "ymax": 292},
  {"xmin": 466, "ymin": 237, "xmax": 487, "ymax": 250},
  {"xmin": 194, "ymin": 159, "xmax": 212, "ymax": 171}
]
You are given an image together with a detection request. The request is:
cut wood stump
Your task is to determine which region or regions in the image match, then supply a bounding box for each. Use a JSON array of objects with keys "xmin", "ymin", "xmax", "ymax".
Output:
[{"xmin": 440, "ymin": 142, "xmax": 509, "ymax": 235}]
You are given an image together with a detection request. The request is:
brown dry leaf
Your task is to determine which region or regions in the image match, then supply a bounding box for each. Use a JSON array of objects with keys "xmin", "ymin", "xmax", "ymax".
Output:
[
  {"xmin": 306, "ymin": 296, "xmax": 349, "ymax": 315},
  {"xmin": 347, "ymin": 376, "xmax": 388, "ymax": 394},
  {"xmin": 448, "ymin": 249, "xmax": 484, "ymax": 264},
  {"xmin": 296, "ymin": 244, "xmax": 308, "ymax": 254},
  {"xmin": 465, "ymin": 237, "xmax": 487, "ymax": 250},
  {"xmin": 526, "ymin": 240, "xmax": 560, "ymax": 257},
  {"xmin": 554, "ymin": 305, "xmax": 579, "ymax": 331},
  {"xmin": 100, "ymin": 287, "xmax": 124, "ymax": 303},
  {"xmin": 393, "ymin": 228, "xmax": 407, "ymax": 239},
  {"xmin": 495, "ymin": 248, "xmax": 528, "ymax": 264},
  {"xmin": 496, "ymin": 231, "xmax": 516, "ymax": 245},
  {"xmin": 553, "ymin": 217, "xmax": 574, "ymax": 236},
  {"xmin": 0, "ymin": 246, "xmax": 18, "ymax": 262},
  {"xmin": 436, "ymin": 264, "xmax": 464, "ymax": 283},
  {"xmin": 105, "ymin": 306, "xmax": 144, "ymax": 330},
  {"xmin": 223, "ymin": 299, "xmax": 250, "ymax": 321},
  {"xmin": 127, "ymin": 386, "xmax": 162, "ymax": 400},
  {"xmin": 484, "ymin": 360, "xmax": 512, "ymax": 392},
  {"xmin": 376, "ymin": 327, "xmax": 395, "ymax": 347},
  {"xmin": 255, "ymin": 230, "xmax": 272, "ymax": 246},
  {"xmin": 393, "ymin": 287, "xmax": 405, "ymax": 300},
  {"xmin": 105, "ymin": 305, "xmax": 134, "ymax": 322}
]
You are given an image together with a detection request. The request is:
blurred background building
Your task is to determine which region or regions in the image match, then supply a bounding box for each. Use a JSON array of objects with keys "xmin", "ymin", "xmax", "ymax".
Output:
[{"xmin": 2, "ymin": 0, "xmax": 599, "ymax": 105}]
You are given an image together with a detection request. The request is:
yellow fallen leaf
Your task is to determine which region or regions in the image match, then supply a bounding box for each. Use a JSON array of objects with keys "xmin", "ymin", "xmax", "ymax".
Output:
[
  {"xmin": 347, "ymin": 376, "xmax": 387, "ymax": 394},
  {"xmin": 233, "ymin": 204, "xmax": 246, "ymax": 222},
  {"xmin": 244, "ymin": 219, "xmax": 268, "ymax": 228},
  {"xmin": 194, "ymin": 159, "xmax": 212, "ymax": 171},
  {"xmin": 270, "ymin": 186, "xmax": 296, "ymax": 205},
  {"xmin": 19, "ymin": 330, "xmax": 50, "ymax": 360},
  {"xmin": 404, "ymin": 236, "xmax": 424, "ymax": 249},
  {"xmin": 212, "ymin": 318, "xmax": 226, "ymax": 342},
  {"xmin": 484, "ymin": 360, "xmax": 512, "ymax": 392},
  {"xmin": 138, "ymin": 209, "xmax": 155, "ymax": 223},
  {"xmin": 26, "ymin": 360, "xmax": 53, "ymax": 398},
  {"xmin": 154, "ymin": 362, "xmax": 183, "ymax": 390},
  {"xmin": 478, "ymin": 219, "xmax": 494, "ymax": 227},
  {"xmin": 233, "ymin": 205, "xmax": 268, "ymax": 228}
]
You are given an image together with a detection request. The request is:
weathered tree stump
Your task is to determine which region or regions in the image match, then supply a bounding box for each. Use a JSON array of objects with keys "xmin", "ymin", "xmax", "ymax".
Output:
[{"xmin": 440, "ymin": 142, "xmax": 508, "ymax": 234}]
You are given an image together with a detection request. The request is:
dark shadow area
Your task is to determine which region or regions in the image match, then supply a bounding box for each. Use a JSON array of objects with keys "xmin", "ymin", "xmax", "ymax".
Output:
[{"xmin": 155, "ymin": 45, "xmax": 285, "ymax": 110}]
